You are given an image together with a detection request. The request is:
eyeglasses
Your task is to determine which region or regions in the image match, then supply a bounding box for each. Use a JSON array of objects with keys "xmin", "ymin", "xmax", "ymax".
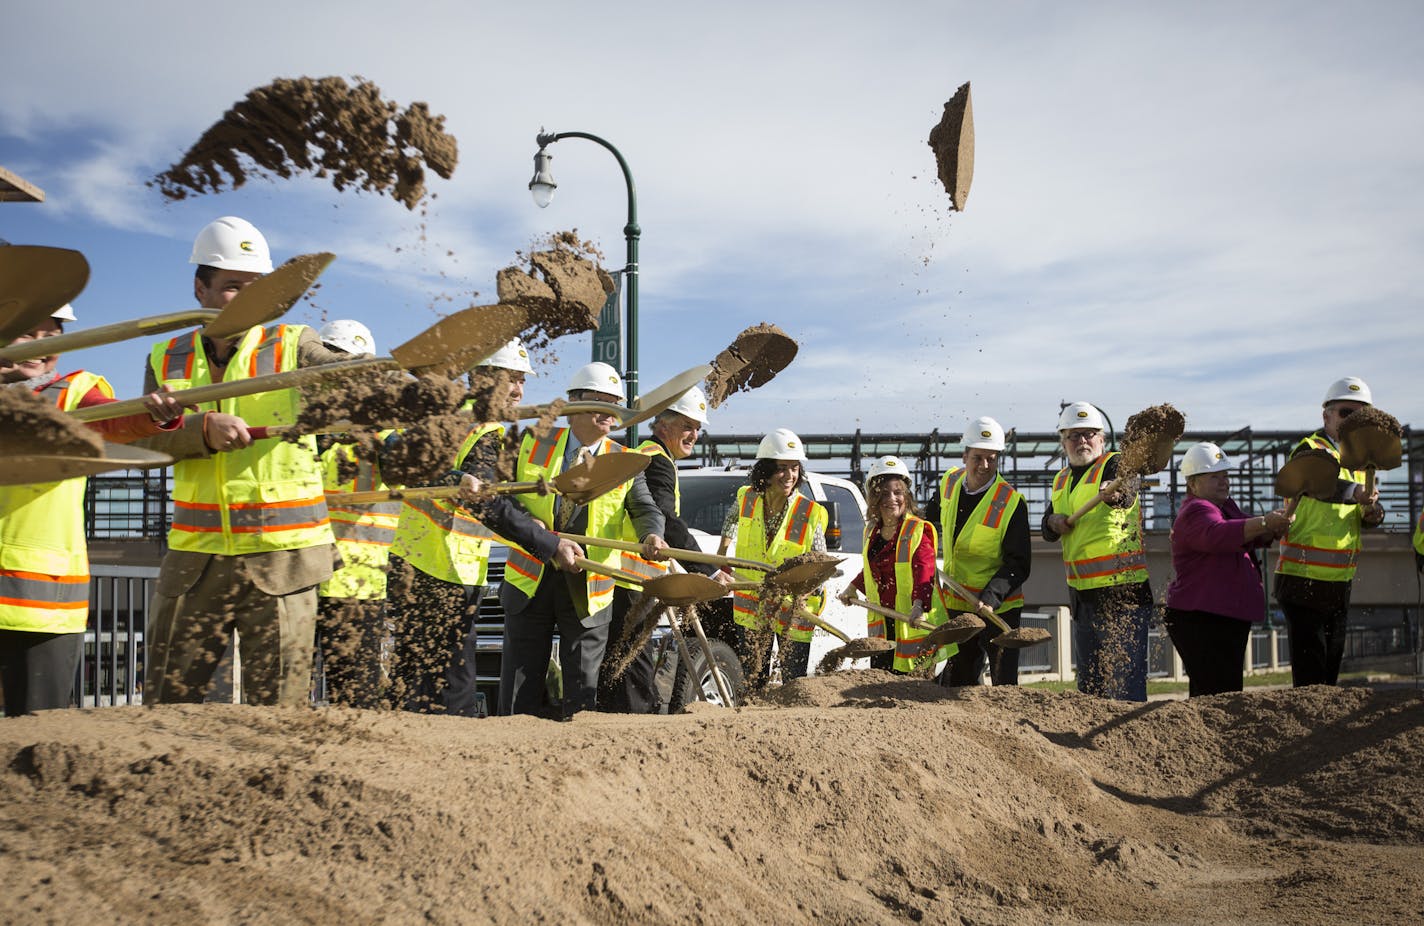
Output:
[{"xmin": 1063, "ymin": 430, "xmax": 1100, "ymax": 443}]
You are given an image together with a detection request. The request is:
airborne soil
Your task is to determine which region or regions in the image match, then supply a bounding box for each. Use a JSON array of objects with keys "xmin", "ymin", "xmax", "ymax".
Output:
[{"xmin": 3, "ymin": 673, "xmax": 1422, "ymax": 924}]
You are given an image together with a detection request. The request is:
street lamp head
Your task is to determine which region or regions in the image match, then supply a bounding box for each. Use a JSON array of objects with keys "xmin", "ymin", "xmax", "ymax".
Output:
[{"xmin": 529, "ymin": 147, "xmax": 557, "ymax": 208}]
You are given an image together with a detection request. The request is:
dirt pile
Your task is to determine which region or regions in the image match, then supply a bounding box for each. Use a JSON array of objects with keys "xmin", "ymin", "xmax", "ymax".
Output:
[
  {"xmin": 152, "ymin": 76, "xmax": 457, "ymax": 209},
  {"xmin": 0, "ymin": 385, "xmax": 104, "ymax": 456},
  {"xmin": 929, "ymin": 81, "xmax": 974, "ymax": 212},
  {"xmin": 3, "ymin": 678, "xmax": 1423, "ymax": 924}
]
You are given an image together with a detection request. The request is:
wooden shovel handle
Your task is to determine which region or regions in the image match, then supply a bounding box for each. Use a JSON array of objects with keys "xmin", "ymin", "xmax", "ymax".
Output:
[
  {"xmin": 1284, "ymin": 496, "xmax": 1302, "ymax": 518},
  {"xmin": 0, "ymin": 309, "xmax": 221, "ymax": 363},
  {"xmin": 555, "ymin": 531, "xmax": 771, "ymax": 572},
  {"xmin": 1064, "ymin": 475, "xmax": 1125, "ymax": 527},
  {"xmin": 793, "ymin": 606, "xmax": 851, "ymax": 643},
  {"xmin": 570, "ymin": 555, "xmax": 648, "ymax": 585},
  {"xmin": 937, "ymin": 570, "xmax": 1011, "ymax": 633},
  {"xmin": 1364, "ymin": 467, "xmax": 1377, "ymax": 499},
  {"xmin": 70, "ymin": 357, "xmax": 399, "ymax": 423},
  {"xmin": 508, "ymin": 401, "xmax": 628, "ymax": 421},
  {"xmin": 326, "ymin": 485, "xmax": 457, "ymax": 506},
  {"xmin": 844, "ymin": 595, "xmax": 931, "ymax": 631}
]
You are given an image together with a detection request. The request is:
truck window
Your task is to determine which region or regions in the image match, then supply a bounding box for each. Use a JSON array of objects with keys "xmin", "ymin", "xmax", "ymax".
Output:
[
  {"xmin": 821, "ymin": 484, "xmax": 865, "ymax": 554},
  {"xmin": 679, "ymin": 475, "xmax": 746, "ymax": 536}
]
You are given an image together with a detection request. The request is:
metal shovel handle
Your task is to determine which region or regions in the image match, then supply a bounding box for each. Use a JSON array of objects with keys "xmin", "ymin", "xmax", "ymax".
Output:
[
  {"xmin": 937, "ymin": 570, "xmax": 1012, "ymax": 634},
  {"xmin": 555, "ymin": 531, "xmax": 772, "ymax": 572}
]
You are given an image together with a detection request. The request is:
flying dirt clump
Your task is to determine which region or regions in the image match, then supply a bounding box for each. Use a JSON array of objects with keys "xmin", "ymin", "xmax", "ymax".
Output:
[
  {"xmin": 1119, "ymin": 403, "xmax": 1186, "ymax": 475},
  {"xmin": 704, "ymin": 322, "xmax": 799, "ymax": 409},
  {"xmin": 498, "ymin": 231, "xmax": 612, "ymax": 351},
  {"xmin": 151, "ymin": 76, "xmax": 458, "ymax": 210},
  {"xmin": 0, "ymin": 386, "xmax": 104, "ymax": 457},
  {"xmin": 928, "ymin": 81, "xmax": 974, "ymax": 212}
]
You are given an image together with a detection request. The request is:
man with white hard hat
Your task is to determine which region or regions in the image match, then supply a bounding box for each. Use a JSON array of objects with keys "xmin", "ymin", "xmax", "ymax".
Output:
[
  {"xmin": 384, "ymin": 338, "xmax": 535, "ymax": 715},
  {"xmin": 474, "ymin": 360, "xmax": 665, "ymax": 719},
  {"xmin": 1274, "ymin": 376, "xmax": 1385, "ymax": 687},
  {"xmin": 0, "ymin": 302, "xmax": 182, "ymax": 713},
  {"xmin": 937, "ymin": 415, "xmax": 1032, "ymax": 687},
  {"xmin": 139, "ymin": 217, "xmax": 368, "ymax": 707},
  {"xmin": 1042, "ymin": 401, "xmax": 1153, "ymax": 702},
  {"xmin": 597, "ymin": 384, "xmax": 718, "ymax": 712}
]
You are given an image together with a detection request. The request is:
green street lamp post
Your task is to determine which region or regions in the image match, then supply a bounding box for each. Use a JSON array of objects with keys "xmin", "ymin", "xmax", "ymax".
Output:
[{"xmin": 529, "ymin": 130, "xmax": 642, "ymax": 443}]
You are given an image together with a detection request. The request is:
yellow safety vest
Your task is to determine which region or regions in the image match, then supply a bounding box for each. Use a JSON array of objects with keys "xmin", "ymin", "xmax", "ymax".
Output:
[
  {"xmin": 1413, "ymin": 508, "xmax": 1424, "ymax": 559},
  {"xmin": 319, "ymin": 432, "xmax": 400, "ymax": 599},
  {"xmin": 857, "ymin": 516, "xmax": 956, "ymax": 672},
  {"xmin": 151, "ymin": 325, "xmax": 333, "ymax": 555},
  {"xmin": 501, "ymin": 427, "xmax": 633, "ymax": 617},
  {"xmin": 939, "ymin": 468, "xmax": 1026, "ymax": 614},
  {"xmin": 1050, "ymin": 452, "xmax": 1148, "ymax": 591},
  {"xmin": 614, "ymin": 439, "xmax": 673, "ymax": 587},
  {"xmin": 389, "ymin": 423, "xmax": 501, "ymax": 586},
  {"xmin": 0, "ymin": 371, "xmax": 109, "ymax": 633},
  {"xmin": 730, "ymin": 488, "xmax": 828, "ymax": 643},
  {"xmin": 1276, "ymin": 433, "xmax": 1364, "ymax": 582}
]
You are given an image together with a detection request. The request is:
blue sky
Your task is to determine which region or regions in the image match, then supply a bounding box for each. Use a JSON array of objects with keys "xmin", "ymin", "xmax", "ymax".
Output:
[{"xmin": 3, "ymin": 1, "xmax": 1421, "ymax": 440}]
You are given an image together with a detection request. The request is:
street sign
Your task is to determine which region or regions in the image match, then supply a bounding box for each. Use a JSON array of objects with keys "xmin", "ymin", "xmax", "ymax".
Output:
[{"xmin": 591, "ymin": 271, "xmax": 622, "ymax": 367}]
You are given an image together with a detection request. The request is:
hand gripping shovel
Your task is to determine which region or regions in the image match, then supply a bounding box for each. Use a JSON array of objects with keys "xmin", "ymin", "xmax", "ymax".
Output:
[
  {"xmin": 70, "ymin": 300, "xmax": 539, "ymax": 424},
  {"xmin": 324, "ymin": 450, "xmax": 650, "ymax": 507},
  {"xmin": 842, "ymin": 593, "xmax": 976, "ymax": 651},
  {"xmin": 1274, "ymin": 448, "xmax": 1342, "ymax": 517},
  {"xmin": 1338, "ymin": 407, "xmax": 1404, "ymax": 498},
  {"xmin": 0, "ymin": 246, "xmax": 90, "ymax": 344},
  {"xmin": 1065, "ymin": 404, "xmax": 1184, "ymax": 527},
  {"xmin": 0, "ymin": 252, "xmax": 335, "ymax": 363},
  {"xmin": 938, "ymin": 570, "xmax": 1050, "ymax": 649}
]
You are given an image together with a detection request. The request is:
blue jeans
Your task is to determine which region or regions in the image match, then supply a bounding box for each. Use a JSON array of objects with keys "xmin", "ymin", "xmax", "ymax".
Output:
[{"xmin": 1070, "ymin": 584, "xmax": 1153, "ymax": 702}]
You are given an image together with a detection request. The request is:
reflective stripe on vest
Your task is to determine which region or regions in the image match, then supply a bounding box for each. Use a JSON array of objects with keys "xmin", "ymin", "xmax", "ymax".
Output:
[
  {"xmin": 0, "ymin": 371, "xmax": 109, "ymax": 633},
  {"xmin": 1051, "ymin": 451, "xmax": 1147, "ymax": 591},
  {"xmin": 860, "ymin": 516, "xmax": 933, "ymax": 639},
  {"xmin": 390, "ymin": 422, "xmax": 500, "ymax": 586},
  {"xmin": 731, "ymin": 488, "xmax": 828, "ymax": 643},
  {"xmin": 1276, "ymin": 433, "xmax": 1364, "ymax": 582},
  {"xmin": 172, "ymin": 497, "xmax": 329, "ymax": 534},
  {"xmin": 939, "ymin": 469, "xmax": 1026, "ymax": 613}
]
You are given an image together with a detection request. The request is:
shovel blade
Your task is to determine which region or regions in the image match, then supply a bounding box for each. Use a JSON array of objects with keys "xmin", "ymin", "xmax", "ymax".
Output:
[
  {"xmin": 640, "ymin": 573, "xmax": 727, "ymax": 607},
  {"xmin": 704, "ymin": 325, "xmax": 799, "ymax": 408},
  {"xmin": 551, "ymin": 451, "xmax": 652, "ymax": 504},
  {"xmin": 767, "ymin": 557, "xmax": 843, "ymax": 595},
  {"xmin": 990, "ymin": 627, "xmax": 1052, "ymax": 650},
  {"xmin": 1275, "ymin": 449, "xmax": 1341, "ymax": 501},
  {"xmin": 391, "ymin": 302, "xmax": 530, "ymax": 374},
  {"xmin": 0, "ymin": 246, "xmax": 90, "ymax": 343},
  {"xmin": 827, "ymin": 637, "xmax": 895, "ymax": 661},
  {"xmin": 201, "ymin": 252, "xmax": 335, "ymax": 339},
  {"xmin": 0, "ymin": 444, "xmax": 173, "ymax": 486}
]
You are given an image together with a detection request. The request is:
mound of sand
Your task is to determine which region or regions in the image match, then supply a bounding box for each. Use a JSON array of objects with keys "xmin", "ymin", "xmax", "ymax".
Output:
[{"xmin": 3, "ymin": 674, "xmax": 1422, "ymax": 924}]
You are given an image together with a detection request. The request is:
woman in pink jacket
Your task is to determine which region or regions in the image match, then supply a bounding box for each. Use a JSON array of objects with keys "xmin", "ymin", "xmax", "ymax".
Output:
[{"xmin": 1164, "ymin": 443, "xmax": 1292, "ymax": 696}]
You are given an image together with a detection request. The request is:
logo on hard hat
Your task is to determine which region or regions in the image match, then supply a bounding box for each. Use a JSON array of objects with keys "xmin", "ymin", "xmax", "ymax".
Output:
[
  {"xmin": 787, "ymin": 440, "xmax": 798, "ymax": 448},
  {"xmin": 1076, "ymin": 410, "xmax": 1088, "ymax": 419},
  {"xmin": 518, "ymin": 349, "xmax": 528, "ymax": 358},
  {"xmin": 607, "ymin": 375, "xmax": 618, "ymax": 384},
  {"xmin": 1349, "ymin": 384, "xmax": 1361, "ymax": 392},
  {"xmin": 354, "ymin": 335, "xmax": 369, "ymax": 349},
  {"xmin": 697, "ymin": 402, "xmax": 706, "ymax": 411},
  {"xmin": 980, "ymin": 430, "xmax": 992, "ymax": 438},
  {"xmin": 1213, "ymin": 451, "xmax": 1223, "ymax": 460},
  {"xmin": 886, "ymin": 460, "xmax": 898, "ymax": 467},
  {"xmin": 239, "ymin": 240, "xmax": 255, "ymax": 253}
]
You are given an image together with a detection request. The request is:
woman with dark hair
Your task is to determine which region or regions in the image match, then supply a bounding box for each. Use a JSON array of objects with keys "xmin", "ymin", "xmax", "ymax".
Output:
[
  {"xmin": 837, "ymin": 455, "xmax": 946, "ymax": 674},
  {"xmin": 716, "ymin": 428, "xmax": 828, "ymax": 685}
]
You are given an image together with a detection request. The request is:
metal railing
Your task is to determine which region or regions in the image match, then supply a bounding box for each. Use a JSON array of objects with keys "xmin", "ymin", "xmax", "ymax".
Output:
[{"xmin": 79, "ymin": 565, "xmax": 158, "ymax": 706}]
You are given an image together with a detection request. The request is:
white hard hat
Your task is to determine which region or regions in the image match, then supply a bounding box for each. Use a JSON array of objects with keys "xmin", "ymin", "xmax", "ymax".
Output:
[
  {"xmin": 190, "ymin": 216, "xmax": 274, "ymax": 274},
  {"xmin": 964, "ymin": 415, "xmax": 1006, "ymax": 451},
  {"xmin": 1180, "ymin": 441, "xmax": 1233, "ymax": 478},
  {"xmin": 662, "ymin": 385, "xmax": 709, "ymax": 425},
  {"xmin": 476, "ymin": 338, "xmax": 534, "ymax": 374},
  {"xmin": 318, "ymin": 319, "xmax": 376, "ymax": 355},
  {"xmin": 1057, "ymin": 401, "xmax": 1107, "ymax": 433},
  {"xmin": 567, "ymin": 361, "xmax": 625, "ymax": 400},
  {"xmin": 756, "ymin": 427, "xmax": 807, "ymax": 462},
  {"xmin": 1322, "ymin": 376, "xmax": 1372, "ymax": 407},
  {"xmin": 50, "ymin": 303, "xmax": 77, "ymax": 322},
  {"xmin": 865, "ymin": 455, "xmax": 911, "ymax": 492}
]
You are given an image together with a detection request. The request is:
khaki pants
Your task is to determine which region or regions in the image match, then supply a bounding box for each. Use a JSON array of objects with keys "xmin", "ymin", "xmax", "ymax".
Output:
[{"xmin": 145, "ymin": 554, "xmax": 317, "ymax": 706}]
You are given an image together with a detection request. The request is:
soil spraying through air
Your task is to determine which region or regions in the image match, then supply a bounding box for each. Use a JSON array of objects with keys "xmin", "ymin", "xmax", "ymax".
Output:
[
  {"xmin": 4, "ymin": 676, "xmax": 1423, "ymax": 924},
  {"xmin": 0, "ymin": 385, "xmax": 105, "ymax": 456},
  {"xmin": 152, "ymin": 77, "xmax": 457, "ymax": 209}
]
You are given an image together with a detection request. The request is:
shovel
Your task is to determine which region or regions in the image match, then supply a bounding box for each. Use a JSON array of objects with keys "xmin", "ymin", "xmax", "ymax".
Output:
[
  {"xmin": 555, "ymin": 531, "xmax": 772, "ymax": 573},
  {"xmin": 1064, "ymin": 404, "xmax": 1184, "ymax": 527},
  {"xmin": 0, "ymin": 441, "xmax": 173, "ymax": 487},
  {"xmin": 70, "ymin": 300, "xmax": 540, "ymax": 424},
  {"xmin": 0, "ymin": 246, "xmax": 90, "ymax": 344},
  {"xmin": 508, "ymin": 364, "xmax": 713, "ymax": 432},
  {"xmin": 325, "ymin": 451, "xmax": 651, "ymax": 507},
  {"xmin": 0, "ymin": 252, "xmax": 335, "ymax": 363},
  {"xmin": 841, "ymin": 593, "xmax": 976, "ymax": 651},
  {"xmin": 938, "ymin": 570, "xmax": 1050, "ymax": 649},
  {"xmin": 704, "ymin": 324, "xmax": 799, "ymax": 409},
  {"xmin": 795, "ymin": 607, "xmax": 894, "ymax": 661},
  {"xmin": 1338, "ymin": 407, "xmax": 1404, "ymax": 499},
  {"xmin": 1274, "ymin": 448, "xmax": 1341, "ymax": 517}
]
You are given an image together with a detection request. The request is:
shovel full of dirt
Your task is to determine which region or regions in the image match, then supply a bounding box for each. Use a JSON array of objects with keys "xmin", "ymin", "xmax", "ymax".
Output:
[
  {"xmin": 70, "ymin": 298, "xmax": 558, "ymax": 424},
  {"xmin": 0, "ymin": 253, "xmax": 334, "ymax": 364},
  {"xmin": 325, "ymin": 449, "xmax": 650, "ymax": 508},
  {"xmin": 508, "ymin": 364, "xmax": 714, "ymax": 432},
  {"xmin": 840, "ymin": 592, "xmax": 978, "ymax": 650},
  {"xmin": 938, "ymin": 570, "xmax": 1049, "ymax": 649},
  {"xmin": 1065, "ymin": 404, "xmax": 1185, "ymax": 528},
  {"xmin": 795, "ymin": 607, "xmax": 895, "ymax": 662},
  {"xmin": 1274, "ymin": 448, "xmax": 1341, "ymax": 517},
  {"xmin": 1338, "ymin": 407, "xmax": 1403, "ymax": 498},
  {"xmin": 703, "ymin": 323, "xmax": 799, "ymax": 409},
  {"xmin": 0, "ymin": 245, "xmax": 90, "ymax": 345},
  {"xmin": 0, "ymin": 387, "xmax": 174, "ymax": 485}
]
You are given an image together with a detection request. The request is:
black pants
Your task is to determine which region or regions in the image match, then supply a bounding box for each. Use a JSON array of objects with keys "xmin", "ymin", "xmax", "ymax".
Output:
[
  {"xmin": 1163, "ymin": 608, "xmax": 1252, "ymax": 697},
  {"xmin": 499, "ymin": 574, "xmax": 610, "ymax": 719},
  {"xmin": 385, "ymin": 556, "xmax": 487, "ymax": 715},
  {"xmin": 1280, "ymin": 599, "xmax": 1349, "ymax": 687},
  {"xmin": 940, "ymin": 608, "xmax": 1023, "ymax": 687},
  {"xmin": 315, "ymin": 597, "xmax": 387, "ymax": 709},
  {"xmin": 734, "ymin": 624, "xmax": 809, "ymax": 689},
  {"xmin": 598, "ymin": 587, "xmax": 662, "ymax": 713},
  {"xmin": 0, "ymin": 629, "xmax": 80, "ymax": 715}
]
